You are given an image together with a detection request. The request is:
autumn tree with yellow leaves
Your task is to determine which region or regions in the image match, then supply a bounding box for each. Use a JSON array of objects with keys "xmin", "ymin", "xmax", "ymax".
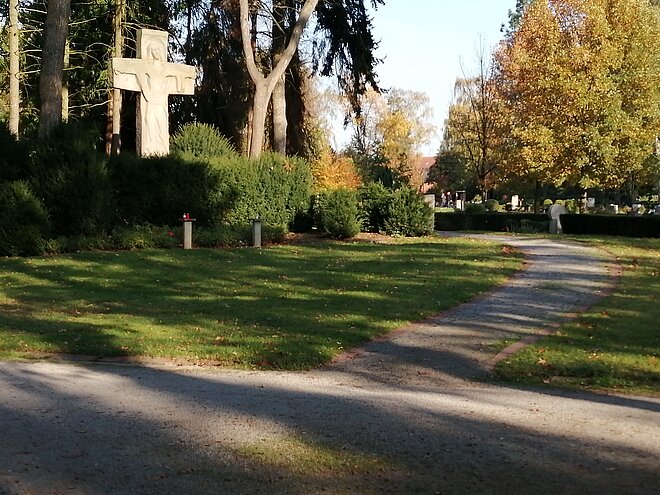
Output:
[{"xmin": 495, "ymin": 0, "xmax": 660, "ymax": 207}]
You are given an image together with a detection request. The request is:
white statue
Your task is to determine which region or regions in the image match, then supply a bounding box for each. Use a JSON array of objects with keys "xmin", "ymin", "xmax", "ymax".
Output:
[{"xmin": 110, "ymin": 29, "xmax": 196, "ymax": 156}]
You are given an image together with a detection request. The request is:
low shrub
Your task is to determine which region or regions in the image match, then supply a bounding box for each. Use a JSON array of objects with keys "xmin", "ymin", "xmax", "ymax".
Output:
[
  {"xmin": 383, "ymin": 186, "xmax": 434, "ymax": 237},
  {"xmin": 465, "ymin": 202, "xmax": 487, "ymax": 214},
  {"xmin": 485, "ymin": 199, "xmax": 502, "ymax": 212},
  {"xmin": 27, "ymin": 121, "xmax": 112, "ymax": 236},
  {"xmin": 358, "ymin": 182, "xmax": 392, "ymax": 233},
  {"xmin": 0, "ymin": 181, "xmax": 50, "ymax": 256},
  {"xmin": 314, "ymin": 189, "xmax": 361, "ymax": 239},
  {"xmin": 170, "ymin": 122, "xmax": 237, "ymax": 159},
  {"xmin": 195, "ymin": 224, "xmax": 286, "ymax": 247},
  {"xmin": 560, "ymin": 214, "xmax": 660, "ymax": 238},
  {"xmin": 111, "ymin": 225, "xmax": 181, "ymax": 250}
]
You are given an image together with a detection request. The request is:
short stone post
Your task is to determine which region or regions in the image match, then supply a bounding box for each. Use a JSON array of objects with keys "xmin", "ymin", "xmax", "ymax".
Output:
[
  {"xmin": 181, "ymin": 213, "xmax": 196, "ymax": 249},
  {"xmin": 252, "ymin": 217, "xmax": 262, "ymax": 248}
]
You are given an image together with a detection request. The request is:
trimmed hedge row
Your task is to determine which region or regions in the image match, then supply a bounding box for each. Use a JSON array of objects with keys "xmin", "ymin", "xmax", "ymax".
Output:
[
  {"xmin": 560, "ymin": 214, "xmax": 660, "ymax": 238},
  {"xmin": 435, "ymin": 212, "xmax": 550, "ymax": 233}
]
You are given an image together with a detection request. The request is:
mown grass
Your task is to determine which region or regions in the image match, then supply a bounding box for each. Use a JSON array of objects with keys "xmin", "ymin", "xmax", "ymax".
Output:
[
  {"xmin": 0, "ymin": 237, "xmax": 522, "ymax": 369},
  {"xmin": 495, "ymin": 236, "xmax": 660, "ymax": 396}
]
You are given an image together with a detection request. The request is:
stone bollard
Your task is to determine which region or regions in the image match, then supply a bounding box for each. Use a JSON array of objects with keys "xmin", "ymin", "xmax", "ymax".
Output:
[
  {"xmin": 252, "ymin": 217, "xmax": 262, "ymax": 248},
  {"xmin": 181, "ymin": 213, "xmax": 196, "ymax": 249}
]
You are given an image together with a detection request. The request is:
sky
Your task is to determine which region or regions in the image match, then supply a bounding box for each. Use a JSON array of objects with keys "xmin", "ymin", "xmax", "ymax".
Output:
[{"xmin": 356, "ymin": 0, "xmax": 516, "ymax": 155}]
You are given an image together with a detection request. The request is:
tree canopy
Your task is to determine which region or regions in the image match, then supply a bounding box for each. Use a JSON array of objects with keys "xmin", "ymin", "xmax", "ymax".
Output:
[{"xmin": 495, "ymin": 0, "xmax": 660, "ymax": 191}]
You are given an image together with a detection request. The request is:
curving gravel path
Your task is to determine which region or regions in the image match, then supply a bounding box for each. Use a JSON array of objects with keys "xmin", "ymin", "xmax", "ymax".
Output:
[{"xmin": 0, "ymin": 235, "xmax": 658, "ymax": 495}]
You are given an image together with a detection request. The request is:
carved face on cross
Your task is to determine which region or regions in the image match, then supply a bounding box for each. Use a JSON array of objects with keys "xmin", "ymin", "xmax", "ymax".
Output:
[{"xmin": 138, "ymin": 30, "xmax": 168, "ymax": 61}]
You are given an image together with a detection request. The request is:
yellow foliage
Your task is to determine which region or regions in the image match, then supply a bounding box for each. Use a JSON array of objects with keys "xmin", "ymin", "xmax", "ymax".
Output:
[
  {"xmin": 495, "ymin": 0, "xmax": 660, "ymax": 189},
  {"xmin": 311, "ymin": 149, "xmax": 362, "ymax": 191}
]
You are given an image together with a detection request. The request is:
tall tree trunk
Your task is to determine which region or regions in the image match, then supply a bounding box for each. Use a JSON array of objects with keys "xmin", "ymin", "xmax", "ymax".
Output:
[
  {"xmin": 8, "ymin": 0, "xmax": 20, "ymax": 138},
  {"xmin": 38, "ymin": 0, "xmax": 72, "ymax": 139},
  {"xmin": 272, "ymin": 78, "xmax": 287, "ymax": 154},
  {"xmin": 62, "ymin": 39, "xmax": 69, "ymax": 122},
  {"xmin": 106, "ymin": 0, "xmax": 125, "ymax": 156},
  {"xmin": 271, "ymin": 0, "xmax": 288, "ymax": 155},
  {"xmin": 240, "ymin": 0, "xmax": 318, "ymax": 158}
]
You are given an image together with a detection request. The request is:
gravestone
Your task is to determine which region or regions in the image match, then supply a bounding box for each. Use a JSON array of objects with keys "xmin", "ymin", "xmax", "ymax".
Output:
[
  {"xmin": 110, "ymin": 29, "xmax": 196, "ymax": 156},
  {"xmin": 511, "ymin": 195, "xmax": 520, "ymax": 209},
  {"xmin": 548, "ymin": 203, "xmax": 567, "ymax": 234}
]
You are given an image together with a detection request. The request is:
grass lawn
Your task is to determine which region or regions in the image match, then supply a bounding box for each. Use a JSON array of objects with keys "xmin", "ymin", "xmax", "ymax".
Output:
[
  {"xmin": 495, "ymin": 236, "xmax": 660, "ymax": 396},
  {"xmin": 0, "ymin": 237, "xmax": 522, "ymax": 369}
]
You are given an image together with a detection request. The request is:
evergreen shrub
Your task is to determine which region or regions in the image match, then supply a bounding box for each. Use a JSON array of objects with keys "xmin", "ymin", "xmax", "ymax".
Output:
[
  {"xmin": 195, "ymin": 224, "xmax": 286, "ymax": 247},
  {"xmin": 170, "ymin": 122, "xmax": 237, "ymax": 159},
  {"xmin": 0, "ymin": 181, "xmax": 50, "ymax": 256},
  {"xmin": 358, "ymin": 182, "xmax": 392, "ymax": 233},
  {"xmin": 208, "ymin": 152, "xmax": 312, "ymax": 230},
  {"xmin": 0, "ymin": 124, "xmax": 29, "ymax": 182},
  {"xmin": 111, "ymin": 225, "xmax": 181, "ymax": 250},
  {"xmin": 27, "ymin": 122, "xmax": 112, "ymax": 236},
  {"xmin": 314, "ymin": 189, "xmax": 361, "ymax": 239},
  {"xmin": 108, "ymin": 153, "xmax": 225, "ymax": 227},
  {"xmin": 485, "ymin": 199, "xmax": 502, "ymax": 212},
  {"xmin": 383, "ymin": 186, "xmax": 434, "ymax": 236}
]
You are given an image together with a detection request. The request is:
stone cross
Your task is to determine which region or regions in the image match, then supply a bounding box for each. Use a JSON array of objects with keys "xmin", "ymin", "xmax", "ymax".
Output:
[{"xmin": 110, "ymin": 29, "xmax": 196, "ymax": 156}]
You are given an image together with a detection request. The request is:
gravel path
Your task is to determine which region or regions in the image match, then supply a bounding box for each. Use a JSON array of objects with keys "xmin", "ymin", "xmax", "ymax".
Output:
[{"xmin": 1, "ymin": 235, "xmax": 658, "ymax": 495}]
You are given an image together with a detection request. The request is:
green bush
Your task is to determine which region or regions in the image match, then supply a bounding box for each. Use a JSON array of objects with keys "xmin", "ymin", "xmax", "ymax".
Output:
[
  {"xmin": 209, "ymin": 152, "xmax": 312, "ymax": 230},
  {"xmin": 43, "ymin": 234, "xmax": 112, "ymax": 254},
  {"xmin": 560, "ymin": 214, "xmax": 660, "ymax": 238},
  {"xmin": 358, "ymin": 182, "xmax": 392, "ymax": 233},
  {"xmin": 110, "ymin": 225, "xmax": 181, "ymax": 250},
  {"xmin": 314, "ymin": 189, "xmax": 361, "ymax": 239},
  {"xmin": 195, "ymin": 224, "xmax": 286, "ymax": 247},
  {"xmin": 108, "ymin": 153, "xmax": 225, "ymax": 227},
  {"xmin": 170, "ymin": 122, "xmax": 237, "ymax": 159},
  {"xmin": 27, "ymin": 121, "xmax": 112, "ymax": 236},
  {"xmin": 465, "ymin": 202, "xmax": 487, "ymax": 214},
  {"xmin": 565, "ymin": 199, "xmax": 578, "ymax": 213},
  {"xmin": 435, "ymin": 212, "xmax": 550, "ymax": 232},
  {"xmin": 109, "ymin": 151, "xmax": 312, "ymax": 232},
  {"xmin": 485, "ymin": 199, "xmax": 502, "ymax": 212},
  {"xmin": 0, "ymin": 181, "xmax": 50, "ymax": 256},
  {"xmin": 383, "ymin": 186, "xmax": 434, "ymax": 236},
  {"xmin": 0, "ymin": 124, "xmax": 29, "ymax": 182}
]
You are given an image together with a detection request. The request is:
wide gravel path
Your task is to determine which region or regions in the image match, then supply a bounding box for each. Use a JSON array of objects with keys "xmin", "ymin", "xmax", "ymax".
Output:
[{"xmin": 1, "ymin": 235, "xmax": 658, "ymax": 495}]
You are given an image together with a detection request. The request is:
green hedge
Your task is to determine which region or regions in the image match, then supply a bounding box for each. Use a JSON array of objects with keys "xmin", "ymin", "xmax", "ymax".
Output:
[
  {"xmin": 108, "ymin": 151, "xmax": 312, "ymax": 231},
  {"xmin": 108, "ymin": 153, "xmax": 225, "ymax": 228},
  {"xmin": 0, "ymin": 181, "xmax": 51, "ymax": 256},
  {"xmin": 208, "ymin": 152, "xmax": 312, "ymax": 230},
  {"xmin": 314, "ymin": 188, "xmax": 361, "ymax": 239},
  {"xmin": 435, "ymin": 212, "xmax": 550, "ymax": 233},
  {"xmin": 27, "ymin": 122, "xmax": 113, "ymax": 236},
  {"xmin": 560, "ymin": 214, "xmax": 660, "ymax": 238}
]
